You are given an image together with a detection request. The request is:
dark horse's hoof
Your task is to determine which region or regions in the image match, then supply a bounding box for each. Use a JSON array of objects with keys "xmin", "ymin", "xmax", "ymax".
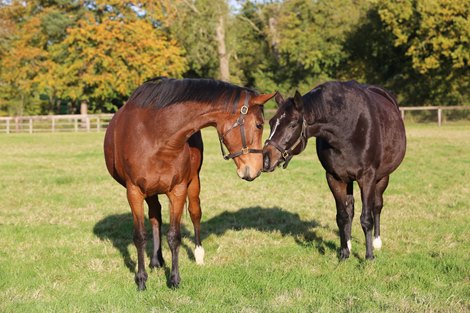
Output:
[
  {"xmin": 365, "ymin": 254, "xmax": 375, "ymax": 260},
  {"xmin": 135, "ymin": 272, "xmax": 148, "ymax": 291},
  {"xmin": 170, "ymin": 274, "xmax": 180, "ymax": 289},
  {"xmin": 339, "ymin": 248, "xmax": 350, "ymax": 260}
]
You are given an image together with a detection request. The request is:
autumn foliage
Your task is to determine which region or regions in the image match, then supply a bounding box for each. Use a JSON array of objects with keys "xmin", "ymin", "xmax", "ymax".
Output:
[{"xmin": 0, "ymin": 0, "xmax": 468, "ymax": 115}]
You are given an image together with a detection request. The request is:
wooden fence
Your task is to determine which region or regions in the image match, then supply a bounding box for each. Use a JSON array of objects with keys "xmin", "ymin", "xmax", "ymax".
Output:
[
  {"xmin": 0, "ymin": 114, "xmax": 113, "ymax": 134},
  {"xmin": 400, "ymin": 106, "xmax": 470, "ymax": 127},
  {"xmin": 0, "ymin": 106, "xmax": 468, "ymax": 133}
]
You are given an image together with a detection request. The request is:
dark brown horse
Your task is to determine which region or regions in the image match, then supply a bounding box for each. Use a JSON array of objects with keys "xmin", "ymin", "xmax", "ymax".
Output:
[
  {"xmin": 263, "ymin": 81, "xmax": 406, "ymax": 260},
  {"xmin": 104, "ymin": 77, "xmax": 274, "ymax": 289}
]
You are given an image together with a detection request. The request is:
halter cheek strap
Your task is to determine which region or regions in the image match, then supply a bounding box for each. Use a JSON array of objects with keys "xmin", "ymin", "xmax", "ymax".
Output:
[
  {"xmin": 264, "ymin": 119, "xmax": 308, "ymax": 168},
  {"xmin": 219, "ymin": 93, "xmax": 263, "ymax": 160}
]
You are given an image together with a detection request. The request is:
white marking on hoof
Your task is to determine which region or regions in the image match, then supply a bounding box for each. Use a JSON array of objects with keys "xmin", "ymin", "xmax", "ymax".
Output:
[
  {"xmin": 373, "ymin": 236, "xmax": 382, "ymax": 250},
  {"xmin": 347, "ymin": 240, "xmax": 352, "ymax": 252},
  {"xmin": 194, "ymin": 245, "xmax": 205, "ymax": 265}
]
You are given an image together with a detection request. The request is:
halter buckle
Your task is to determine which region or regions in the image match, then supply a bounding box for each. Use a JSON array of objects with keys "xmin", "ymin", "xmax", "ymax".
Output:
[
  {"xmin": 242, "ymin": 147, "xmax": 249, "ymax": 155},
  {"xmin": 282, "ymin": 151, "xmax": 290, "ymax": 159},
  {"xmin": 240, "ymin": 105, "xmax": 248, "ymax": 115}
]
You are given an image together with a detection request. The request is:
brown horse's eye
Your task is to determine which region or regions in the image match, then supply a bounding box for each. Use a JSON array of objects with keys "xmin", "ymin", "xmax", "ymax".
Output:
[
  {"xmin": 256, "ymin": 123, "xmax": 263, "ymax": 129},
  {"xmin": 289, "ymin": 121, "xmax": 297, "ymax": 128}
]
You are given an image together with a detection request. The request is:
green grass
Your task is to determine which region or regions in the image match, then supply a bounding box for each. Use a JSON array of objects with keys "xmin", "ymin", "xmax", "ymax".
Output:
[{"xmin": 0, "ymin": 123, "xmax": 469, "ymax": 312}]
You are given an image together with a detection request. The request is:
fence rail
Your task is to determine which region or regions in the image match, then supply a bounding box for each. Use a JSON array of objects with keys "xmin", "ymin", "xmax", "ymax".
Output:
[
  {"xmin": 400, "ymin": 105, "xmax": 470, "ymax": 127},
  {"xmin": 0, "ymin": 106, "xmax": 469, "ymax": 134},
  {"xmin": 0, "ymin": 114, "xmax": 113, "ymax": 134}
]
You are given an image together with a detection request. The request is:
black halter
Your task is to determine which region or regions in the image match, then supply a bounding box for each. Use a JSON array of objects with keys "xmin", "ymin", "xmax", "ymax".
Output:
[
  {"xmin": 219, "ymin": 94, "xmax": 263, "ymax": 160},
  {"xmin": 264, "ymin": 119, "xmax": 307, "ymax": 168}
]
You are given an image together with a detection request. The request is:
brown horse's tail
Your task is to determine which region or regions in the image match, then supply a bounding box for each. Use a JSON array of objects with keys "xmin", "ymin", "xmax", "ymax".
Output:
[{"xmin": 104, "ymin": 114, "xmax": 125, "ymax": 186}]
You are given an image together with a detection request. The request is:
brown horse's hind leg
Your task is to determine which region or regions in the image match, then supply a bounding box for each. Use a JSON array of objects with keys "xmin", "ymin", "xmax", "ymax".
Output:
[
  {"xmin": 187, "ymin": 176, "xmax": 204, "ymax": 264},
  {"xmin": 127, "ymin": 184, "xmax": 148, "ymax": 290},
  {"xmin": 373, "ymin": 175, "xmax": 389, "ymax": 250},
  {"xmin": 166, "ymin": 183, "xmax": 188, "ymax": 288},
  {"xmin": 326, "ymin": 173, "xmax": 354, "ymax": 260},
  {"xmin": 357, "ymin": 170, "xmax": 377, "ymax": 260},
  {"xmin": 146, "ymin": 195, "xmax": 164, "ymax": 268}
]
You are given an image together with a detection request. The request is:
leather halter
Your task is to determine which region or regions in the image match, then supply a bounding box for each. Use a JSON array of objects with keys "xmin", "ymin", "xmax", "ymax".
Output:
[
  {"xmin": 264, "ymin": 118, "xmax": 307, "ymax": 168},
  {"xmin": 219, "ymin": 94, "xmax": 263, "ymax": 160}
]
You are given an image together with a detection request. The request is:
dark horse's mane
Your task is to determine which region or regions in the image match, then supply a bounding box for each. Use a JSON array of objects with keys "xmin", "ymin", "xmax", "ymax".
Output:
[
  {"xmin": 302, "ymin": 80, "xmax": 399, "ymax": 120},
  {"xmin": 128, "ymin": 77, "xmax": 257, "ymax": 113}
]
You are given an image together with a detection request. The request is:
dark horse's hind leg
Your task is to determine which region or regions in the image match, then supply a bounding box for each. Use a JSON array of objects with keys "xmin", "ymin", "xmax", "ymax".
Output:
[
  {"xmin": 146, "ymin": 195, "xmax": 165, "ymax": 268},
  {"xmin": 372, "ymin": 175, "xmax": 389, "ymax": 250},
  {"xmin": 127, "ymin": 184, "xmax": 148, "ymax": 290},
  {"xmin": 357, "ymin": 170, "xmax": 376, "ymax": 260},
  {"xmin": 188, "ymin": 176, "xmax": 204, "ymax": 264},
  {"xmin": 326, "ymin": 173, "xmax": 354, "ymax": 260}
]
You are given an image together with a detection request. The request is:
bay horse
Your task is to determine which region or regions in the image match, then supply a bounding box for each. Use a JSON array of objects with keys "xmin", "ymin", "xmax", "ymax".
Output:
[
  {"xmin": 263, "ymin": 81, "xmax": 406, "ymax": 260},
  {"xmin": 104, "ymin": 77, "xmax": 275, "ymax": 289}
]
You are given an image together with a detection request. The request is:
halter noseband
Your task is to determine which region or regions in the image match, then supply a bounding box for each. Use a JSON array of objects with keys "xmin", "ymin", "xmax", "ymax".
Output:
[
  {"xmin": 219, "ymin": 94, "xmax": 263, "ymax": 160},
  {"xmin": 264, "ymin": 118, "xmax": 307, "ymax": 168}
]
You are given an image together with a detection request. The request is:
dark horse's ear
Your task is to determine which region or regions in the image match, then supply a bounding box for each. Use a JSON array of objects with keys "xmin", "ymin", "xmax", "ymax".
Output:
[
  {"xmin": 293, "ymin": 90, "xmax": 303, "ymax": 112},
  {"xmin": 274, "ymin": 91, "xmax": 284, "ymax": 108}
]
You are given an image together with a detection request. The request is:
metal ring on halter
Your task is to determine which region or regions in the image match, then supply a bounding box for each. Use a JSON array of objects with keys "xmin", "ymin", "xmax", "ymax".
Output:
[{"xmin": 264, "ymin": 118, "xmax": 308, "ymax": 165}]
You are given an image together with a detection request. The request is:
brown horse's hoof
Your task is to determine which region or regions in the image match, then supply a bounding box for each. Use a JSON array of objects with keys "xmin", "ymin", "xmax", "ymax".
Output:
[{"xmin": 135, "ymin": 272, "xmax": 148, "ymax": 291}]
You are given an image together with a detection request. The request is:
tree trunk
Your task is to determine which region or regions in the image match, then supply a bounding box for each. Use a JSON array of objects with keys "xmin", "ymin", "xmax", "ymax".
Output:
[
  {"xmin": 269, "ymin": 17, "xmax": 280, "ymax": 61},
  {"xmin": 215, "ymin": 15, "xmax": 229, "ymax": 82}
]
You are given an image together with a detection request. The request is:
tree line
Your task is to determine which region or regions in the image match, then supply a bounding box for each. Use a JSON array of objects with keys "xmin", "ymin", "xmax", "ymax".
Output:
[{"xmin": 0, "ymin": 0, "xmax": 468, "ymax": 115}]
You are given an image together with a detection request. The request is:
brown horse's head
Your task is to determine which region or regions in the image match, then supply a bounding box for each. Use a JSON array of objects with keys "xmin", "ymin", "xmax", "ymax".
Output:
[
  {"xmin": 219, "ymin": 92, "xmax": 276, "ymax": 181},
  {"xmin": 263, "ymin": 91, "xmax": 308, "ymax": 172}
]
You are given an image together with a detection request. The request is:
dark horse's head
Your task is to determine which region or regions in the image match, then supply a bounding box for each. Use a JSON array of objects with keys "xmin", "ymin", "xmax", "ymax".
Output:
[{"xmin": 263, "ymin": 91, "xmax": 308, "ymax": 172}]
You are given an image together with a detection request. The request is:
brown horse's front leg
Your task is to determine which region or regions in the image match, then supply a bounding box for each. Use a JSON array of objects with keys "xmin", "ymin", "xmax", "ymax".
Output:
[
  {"xmin": 127, "ymin": 184, "xmax": 148, "ymax": 290},
  {"xmin": 166, "ymin": 184, "xmax": 188, "ymax": 288}
]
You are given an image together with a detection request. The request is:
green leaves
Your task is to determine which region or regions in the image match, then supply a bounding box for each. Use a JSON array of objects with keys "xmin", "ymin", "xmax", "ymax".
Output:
[{"xmin": 0, "ymin": 0, "xmax": 468, "ymax": 115}]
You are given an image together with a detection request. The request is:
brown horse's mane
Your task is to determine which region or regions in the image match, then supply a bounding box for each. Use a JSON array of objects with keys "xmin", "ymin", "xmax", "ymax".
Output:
[{"xmin": 128, "ymin": 77, "xmax": 257, "ymax": 113}]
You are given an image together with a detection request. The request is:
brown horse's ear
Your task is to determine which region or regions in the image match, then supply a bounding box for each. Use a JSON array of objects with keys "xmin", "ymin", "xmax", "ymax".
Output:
[
  {"xmin": 293, "ymin": 90, "xmax": 303, "ymax": 112},
  {"xmin": 251, "ymin": 92, "xmax": 276, "ymax": 106},
  {"xmin": 274, "ymin": 91, "xmax": 284, "ymax": 108}
]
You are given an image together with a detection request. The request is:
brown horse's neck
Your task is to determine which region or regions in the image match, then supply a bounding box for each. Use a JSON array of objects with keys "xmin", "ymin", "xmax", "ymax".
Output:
[{"xmin": 158, "ymin": 101, "xmax": 231, "ymax": 151}]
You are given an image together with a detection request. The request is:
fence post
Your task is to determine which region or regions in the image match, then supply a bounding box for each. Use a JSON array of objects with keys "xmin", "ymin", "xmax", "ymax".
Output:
[
  {"xmin": 52, "ymin": 118, "xmax": 55, "ymax": 132},
  {"xmin": 438, "ymin": 108, "xmax": 442, "ymax": 127},
  {"xmin": 6, "ymin": 118, "xmax": 10, "ymax": 134},
  {"xmin": 74, "ymin": 118, "xmax": 78, "ymax": 132},
  {"xmin": 86, "ymin": 116, "xmax": 90, "ymax": 132},
  {"xmin": 29, "ymin": 118, "xmax": 33, "ymax": 134},
  {"xmin": 97, "ymin": 117, "xmax": 100, "ymax": 132},
  {"xmin": 401, "ymin": 109, "xmax": 405, "ymax": 120}
]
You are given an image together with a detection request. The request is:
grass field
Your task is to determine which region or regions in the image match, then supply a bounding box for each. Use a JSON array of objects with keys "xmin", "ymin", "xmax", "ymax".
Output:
[{"xmin": 0, "ymin": 123, "xmax": 469, "ymax": 312}]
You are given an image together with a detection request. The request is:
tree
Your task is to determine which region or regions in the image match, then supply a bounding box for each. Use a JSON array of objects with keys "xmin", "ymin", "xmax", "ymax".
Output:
[
  {"xmin": 170, "ymin": 0, "xmax": 230, "ymax": 81},
  {"xmin": 0, "ymin": 1, "xmax": 186, "ymax": 115},
  {"xmin": 59, "ymin": 2, "xmax": 186, "ymax": 112},
  {"xmin": 378, "ymin": 0, "xmax": 469, "ymax": 105}
]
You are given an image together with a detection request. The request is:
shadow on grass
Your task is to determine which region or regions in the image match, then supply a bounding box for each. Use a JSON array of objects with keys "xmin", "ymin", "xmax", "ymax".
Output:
[{"xmin": 93, "ymin": 206, "xmax": 337, "ymax": 278}]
